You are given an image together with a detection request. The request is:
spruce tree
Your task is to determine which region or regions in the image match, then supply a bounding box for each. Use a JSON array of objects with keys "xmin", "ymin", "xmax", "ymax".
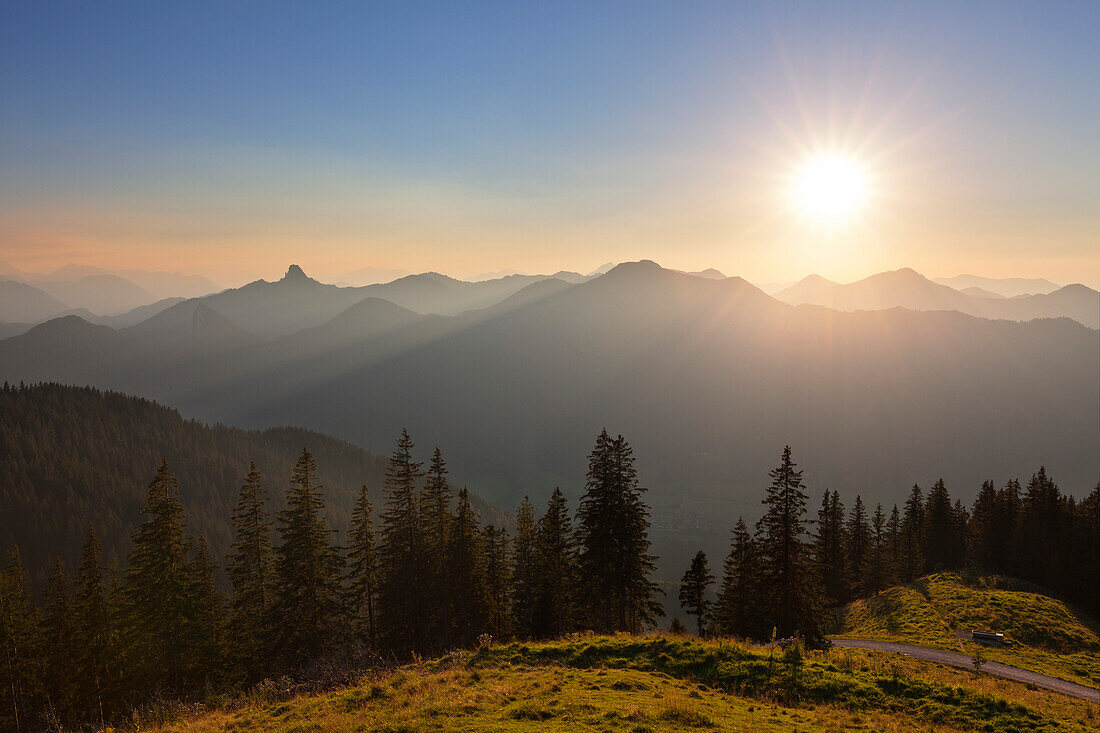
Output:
[
  {"xmin": 923, "ymin": 479, "xmax": 954, "ymax": 571},
  {"xmin": 968, "ymin": 480, "xmax": 998, "ymax": 569},
  {"xmin": 678, "ymin": 551, "xmax": 714, "ymax": 636},
  {"xmin": 994, "ymin": 479, "xmax": 1022, "ymax": 576},
  {"xmin": 377, "ymin": 429, "xmax": 424, "ymax": 655},
  {"xmin": 420, "ymin": 448, "xmax": 452, "ymax": 651},
  {"xmin": 227, "ymin": 463, "xmax": 274, "ymax": 681},
  {"xmin": 755, "ymin": 446, "xmax": 823, "ymax": 643},
  {"xmin": 1020, "ymin": 467, "xmax": 1063, "ymax": 588},
  {"xmin": 862, "ymin": 503, "xmax": 887, "ymax": 596},
  {"xmin": 574, "ymin": 430, "xmax": 662, "ymax": 633},
  {"xmin": 534, "ymin": 488, "xmax": 574, "ymax": 638},
  {"xmin": 0, "ymin": 547, "xmax": 44, "ymax": 733},
  {"xmin": 845, "ymin": 495, "xmax": 870, "ymax": 598},
  {"xmin": 951, "ymin": 499, "xmax": 969, "ymax": 569},
  {"xmin": 271, "ymin": 449, "xmax": 344, "ymax": 671},
  {"xmin": 886, "ymin": 505, "xmax": 902, "ymax": 588},
  {"xmin": 715, "ymin": 517, "xmax": 757, "ymax": 638},
  {"xmin": 900, "ymin": 485, "xmax": 925, "ymax": 581},
  {"xmin": 483, "ymin": 524, "xmax": 511, "ymax": 641},
  {"xmin": 122, "ymin": 460, "xmax": 202, "ymax": 695},
  {"xmin": 42, "ymin": 557, "xmax": 74, "ymax": 722},
  {"xmin": 446, "ymin": 488, "xmax": 488, "ymax": 647},
  {"xmin": 510, "ymin": 498, "xmax": 538, "ymax": 639},
  {"xmin": 812, "ymin": 490, "xmax": 847, "ymax": 606},
  {"xmin": 188, "ymin": 538, "xmax": 226, "ymax": 685},
  {"xmin": 345, "ymin": 484, "xmax": 379, "ymax": 655},
  {"xmin": 71, "ymin": 527, "xmax": 112, "ymax": 730}
]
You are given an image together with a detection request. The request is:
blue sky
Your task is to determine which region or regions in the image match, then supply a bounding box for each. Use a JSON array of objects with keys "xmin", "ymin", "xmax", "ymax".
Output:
[{"xmin": 1, "ymin": 1, "xmax": 1097, "ymax": 285}]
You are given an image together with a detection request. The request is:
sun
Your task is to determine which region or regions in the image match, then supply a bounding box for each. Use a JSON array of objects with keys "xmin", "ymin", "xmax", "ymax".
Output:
[{"xmin": 789, "ymin": 152, "xmax": 870, "ymax": 225}]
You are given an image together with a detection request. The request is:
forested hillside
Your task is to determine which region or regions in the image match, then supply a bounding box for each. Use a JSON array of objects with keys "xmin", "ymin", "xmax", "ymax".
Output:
[{"xmin": 0, "ymin": 383, "xmax": 502, "ymax": 582}]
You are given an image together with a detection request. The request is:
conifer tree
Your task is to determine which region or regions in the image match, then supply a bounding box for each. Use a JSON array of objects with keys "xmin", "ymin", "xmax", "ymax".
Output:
[
  {"xmin": 755, "ymin": 446, "xmax": 823, "ymax": 643},
  {"xmin": 1020, "ymin": 467, "xmax": 1062, "ymax": 585},
  {"xmin": 923, "ymin": 479, "xmax": 954, "ymax": 571},
  {"xmin": 900, "ymin": 485, "xmax": 925, "ymax": 582},
  {"xmin": 845, "ymin": 495, "xmax": 870, "ymax": 597},
  {"xmin": 42, "ymin": 557, "xmax": 73, "ymax": 721},
  {"xmin": 0, "ymin": 547, "xmax": 44, "ymax": 733},
  {"xmin": 483, "ymin": 524, "xmax": 511, "ymax": 640},
  {"xmin": 122, "ymin": 460, "xmax": 202, "ymax": 694},
  {"xmin": 812, "ymin": 490, "xmax": 847, "ymax": 606},
  {"xmin": 71, "ymin": 527, "xmax": 112, "ymax": 730},
  {"xmin": 994, "ymin": 478, "xmax": 1022, "ymax": 576},
  {"xmin": 951, "ymin": 499, "xmax": 969, "ymax": 568},
  {"xmin": 862, "ymin": 504, "xmax": 887, "ymax": 596},
  {"xmin": 574, "ymin": 430, "xmax": 662, "ymax": 633},
  {"xmin": 678, "ymin": 551, "xmax": 714, "ymax": 636},
  {"xmin": 227, "ymin": 463, "xmax": 274, "ymax": 681},
  {"xmin": 420, "ymin": 448, "xmax": 452, "ymax": 650},
  {"xmin": 345, "ymin": 484, "xmax": 379, "ymax": 655},
  {"xmin": 446, "ymin": 488, "xmax": 488, "ymax": 646},
  {"xmin": 509, "ymin": 498, "xmax": 538, "ymax": 639},
  {"xmin": 968, "ymin": 480, "xmax": 998, "ymax": 568},
  {"xmin": 271, "ymin": 449, "xmax": 344, "ymax": 671},
  {"xmin": 886, "ymin": 504, "xmax": 902, "ymax": 587},
  {"xmin": 377, "ymin": 429, "xmax": 424, "ymax": 655},
  {"xmin": 715, "ymin": 517, "xmax": 757, "ymax": 638},
  {"xmin": 533, "ymin": 488, "xmax": 574, "ymax": 638},
  {"xmin": 188, "ymin": 538, "xmax": 225, "ymax": 684}
]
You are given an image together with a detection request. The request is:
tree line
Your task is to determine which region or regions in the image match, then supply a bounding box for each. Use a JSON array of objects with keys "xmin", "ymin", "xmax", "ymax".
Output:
[
  {"xmin": 0, "ymin": 428, "xmax": 660, "ymax": 732},
  {"xmin": 675, "ymin": 448, "xmax": 1100, "ymax": 644},
  {"xmin": 3, "ymin": 435, "xmax": 1097, "ymax": 731}
]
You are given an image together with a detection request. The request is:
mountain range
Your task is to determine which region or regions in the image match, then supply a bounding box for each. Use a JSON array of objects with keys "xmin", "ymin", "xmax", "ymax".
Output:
[
  {"xmin": 1, "ymin": 259, "xmax": 1095, "ymax": 590},
  {"xmin": 775, "ymin": 268, "xmax": 1098, "ymax": 328}
]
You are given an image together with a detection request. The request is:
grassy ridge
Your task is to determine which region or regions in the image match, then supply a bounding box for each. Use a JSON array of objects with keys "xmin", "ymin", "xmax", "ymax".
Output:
[
  {"xmin": 141, "ymin": 635, "xmax": 1099, "ymax": 732},
  {"xmin": 836, "ymin": 572, "xmax": 1100, "ymax": 687}
]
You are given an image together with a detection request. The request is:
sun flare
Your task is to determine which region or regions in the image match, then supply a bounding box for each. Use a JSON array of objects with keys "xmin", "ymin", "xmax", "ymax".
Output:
[{"xmin": 790, "ymin": 152, "xmax": 870, "ymax": 225}]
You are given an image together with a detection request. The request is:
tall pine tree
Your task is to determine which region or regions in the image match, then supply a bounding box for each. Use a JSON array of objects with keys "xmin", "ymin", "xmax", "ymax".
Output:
[
  {"xmin": 122, "ymin": 460, "xmax": 203, "ymax": 695},
  {"xmin": 345, "ymin": 484, "xmax": 379, "ymax": 655},
  {"xmin": 510, "ymin": 498, "xmax": 538, "ymax": 639},
  {"xmin": 715, "ymin": 517, "xmax": 758, "ymax": 638},
  {"xmin": 574, "ymin": 431, "xmax": 662, "ymax": 633},
  {"xmin": 755, "ymin": 446, "xmax": 823, "ymax": 643},
  {"xmin": 534, "ymin": 488, "xmax": 574, "ymax": 638},
  {"xmin": 377, "ymin": 429, "xmax": 424, "ymax": 655},
  {"xmin": 678, "ymin": 551, "xmax": 714, "ymax": 636},
  {"xmin": 227, "ymin": 463, "xmax": 274, "ymax": 682},
  {"xmin": 271, "ymin": 449, "xmax": 344, "ymax": 671}
]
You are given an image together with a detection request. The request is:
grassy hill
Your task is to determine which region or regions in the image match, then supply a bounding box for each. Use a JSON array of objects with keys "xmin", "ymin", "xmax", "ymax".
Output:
[
  {"xmin": 835, "ymin": 572, "xmax": 1100, "ymax": 688},
  {"xmin": 136, "ymin": 635, "xmax": 1098, "ymax": 732}
]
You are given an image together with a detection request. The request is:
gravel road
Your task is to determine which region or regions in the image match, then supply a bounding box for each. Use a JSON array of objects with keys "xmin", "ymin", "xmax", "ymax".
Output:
[{"xmin": 831, "ymin": 638, "xmax": 1100, "ymax": 702}]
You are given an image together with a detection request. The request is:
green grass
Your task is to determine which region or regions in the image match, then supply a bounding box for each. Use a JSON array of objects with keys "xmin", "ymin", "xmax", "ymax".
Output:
[
  {"xmin": 138, "ymin": 634, "xmax": 1099, "ymax": 733},
  {"xmin": 835, "ymin": 571, "xmax": 1100, "ymax": 687}
]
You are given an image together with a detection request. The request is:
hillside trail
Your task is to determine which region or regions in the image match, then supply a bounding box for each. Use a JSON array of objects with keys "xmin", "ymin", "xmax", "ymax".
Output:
[{"xmin": 831, "ymin": 638, "xmax": 1100, "ymax": 702}]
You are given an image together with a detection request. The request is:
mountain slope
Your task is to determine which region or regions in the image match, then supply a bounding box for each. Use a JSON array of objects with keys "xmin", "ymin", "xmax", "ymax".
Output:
[
  {"xmin": 134, "ymin": 635, "xmax": 1099, "ymax": 732},
  {"xmin": 0, "ymin": 280, "xmax": 68, "ymax": 322},
  {"xmin": 35, "ymin": 273, "xmax": 156, "ymax": 315},
  {"xmin": 1, "ymin": 262, "xmax": 1095, "ymax": 513},
  {"xmin": 0, "ymin": 383, "xmax": 503, "ymax": 585},
  {"xmin": 836, "ymin": 572, "xmax": 1100, "ymax": 687}
]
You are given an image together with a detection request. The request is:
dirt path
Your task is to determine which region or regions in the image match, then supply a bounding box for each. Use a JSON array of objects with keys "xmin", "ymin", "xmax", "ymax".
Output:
[{"xmin": 831, "ymin": 638, "xmax": 1100, "ymax": 702}]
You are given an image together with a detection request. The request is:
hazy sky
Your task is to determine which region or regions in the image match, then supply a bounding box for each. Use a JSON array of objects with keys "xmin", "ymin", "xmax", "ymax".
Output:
[{"xmin": 1, "ymin": 1, "xmax": 1097, "ymax": 287}]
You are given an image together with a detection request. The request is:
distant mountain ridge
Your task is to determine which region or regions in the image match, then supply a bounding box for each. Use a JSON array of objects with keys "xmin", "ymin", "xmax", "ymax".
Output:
[
  {"xmin": 776, "ymin": 268, "xmax": 1098, "ymax": 328},
  {"xmin": 933, "ymin": 274, "xmax": 1061, "ymax": 297}
]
